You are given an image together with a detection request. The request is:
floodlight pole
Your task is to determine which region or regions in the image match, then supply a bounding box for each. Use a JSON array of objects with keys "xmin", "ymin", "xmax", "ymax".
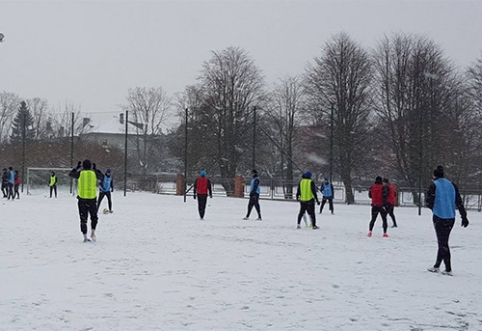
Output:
[
  {"xmin": 124, "ymin": 110, "xmax": 128, "ymax": 197},
  {"xmin": 252, "ymin": 106, "xmax": 256, "ymax": 170},
  {"xmin": 184, "ymin": 108, "xmax": 188, "ymax": 203},
  {"xmin": 21, "ymin": 113, "xmax": 26, "ymax": 192},
  {"xmin": 70, "ymin": 112, "xmax": 74, "ymax": 194},
  {"xmin": 329, "ymin": 103, "xmax": 334, "ymax": 182}
]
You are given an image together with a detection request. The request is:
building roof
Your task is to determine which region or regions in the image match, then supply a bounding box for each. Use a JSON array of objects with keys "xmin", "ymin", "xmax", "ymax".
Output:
[{"xmin": 82, "ymin": 114, "xmax": 142, "ymax": 135}]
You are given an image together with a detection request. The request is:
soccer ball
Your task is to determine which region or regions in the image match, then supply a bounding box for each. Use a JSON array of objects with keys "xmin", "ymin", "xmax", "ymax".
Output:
[{"xmin": 103, "ymin": 208, "xmax": 109, "ymax": 214}]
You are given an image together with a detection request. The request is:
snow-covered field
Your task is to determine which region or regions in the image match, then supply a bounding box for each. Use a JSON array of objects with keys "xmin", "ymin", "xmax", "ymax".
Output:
[{"xmin": 1, "ymin": 191, "xmax": 481, "ymax": 331}]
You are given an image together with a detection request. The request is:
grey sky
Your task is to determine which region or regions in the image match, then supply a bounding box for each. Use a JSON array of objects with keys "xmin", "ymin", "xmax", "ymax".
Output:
[{"xmin": 1, "ymin": 0, "xmax": 481, "ymax": 116}]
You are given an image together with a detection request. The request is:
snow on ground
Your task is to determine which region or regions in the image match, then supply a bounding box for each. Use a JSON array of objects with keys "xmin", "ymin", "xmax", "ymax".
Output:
[{"xmin": 1, "ymin": 191, "xmax": 481, "ymax": 331}]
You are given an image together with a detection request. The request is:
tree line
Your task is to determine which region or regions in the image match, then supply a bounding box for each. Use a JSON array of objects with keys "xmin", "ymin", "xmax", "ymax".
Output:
[{"xmin": 1, "ymin": 32, "xmax": 482, "ymax": 201}]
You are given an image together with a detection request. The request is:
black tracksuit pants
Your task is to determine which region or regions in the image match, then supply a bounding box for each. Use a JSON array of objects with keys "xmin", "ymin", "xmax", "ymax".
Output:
[
  {"xmin": 78, "ymin": 198, "xmax": 98, "ymax": 234},
  {"xmin": 385, "ymin": 203, "xmax": 397, "ymax": 226},
  {"xmin": 298, "ymin": 200, "xmax": 316, "ymax": 227},
  {"xmin": 433, "ymin": 216, "xmax": 455, "ymax": 272},
  {"xmin": 246, "ymin": 193, "xmax": 261, "ymax": 218},
  {"xmin": 7, "ymin": 183, "xmax": 13, "ymax": 199},
  {"xmin": 97, "ymin": 191, "xmax": 112, "ymax": 212},
  {"xmin": 197, "ymin": 194, "xmax": 208, "ymax": 219},
  {"xmin": 50, "ymin": 185, "xmax": 57, "ymax": 198},
  {"xmin": 14, "ymin": 185, "xmax": 19, "ymax": 199},
  {"xmin": 319, "ymin": 197, "xmax": 334, "ymax": 213},
  {"xmin": 369, "ymin": 205, "xmax": 388, "ymax": 233}
]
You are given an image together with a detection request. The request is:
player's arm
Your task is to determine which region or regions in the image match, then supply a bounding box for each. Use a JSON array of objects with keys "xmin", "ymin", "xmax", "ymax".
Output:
[
  {"xmin": 208, "ymin": 179, "xmax": 213, "ymax": 198},
  {"xmin": 425, "ymin": 183, "xmax": 436, "ymax": 210}
]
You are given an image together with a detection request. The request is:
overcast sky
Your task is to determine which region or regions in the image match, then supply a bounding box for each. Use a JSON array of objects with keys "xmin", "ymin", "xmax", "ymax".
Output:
[{"xmin": 1, "ymin": 0, "xmax": 481, "ymax": 117}]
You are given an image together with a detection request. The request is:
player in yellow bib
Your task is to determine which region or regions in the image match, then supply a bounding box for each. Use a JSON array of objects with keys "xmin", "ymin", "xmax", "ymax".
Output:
[{"xmin": 69, "ymin": 159, "xmax": 103, "ymax": 242}]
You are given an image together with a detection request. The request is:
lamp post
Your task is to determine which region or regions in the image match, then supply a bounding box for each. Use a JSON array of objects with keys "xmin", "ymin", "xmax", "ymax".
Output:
[
  {"xmin": 418, "ymin": 104, "xmax": 423, "ymax": 216},
  {"xmin": 184, "ymin": 108, "xmax": 188, "ymax": 203},
  {"xmin": 329, "ymin": 103, "xmax": 334, "ymax": 181},
  {"xmin": 252, "ymin": 106, "xmax": 256, "ymax": 170},
  {"xmin": 21, "ymin": 112, "xmax": 26, "ymax": 193}
]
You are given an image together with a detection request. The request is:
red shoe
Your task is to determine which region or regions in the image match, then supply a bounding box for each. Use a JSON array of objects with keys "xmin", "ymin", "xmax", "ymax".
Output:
[
  {"xmin": 367, "ymin": 231, "xmax": 372, "ymax": 237},
  {"xmin": 383, "ymin": 233, "xmax": 389, "ymax": 238}
]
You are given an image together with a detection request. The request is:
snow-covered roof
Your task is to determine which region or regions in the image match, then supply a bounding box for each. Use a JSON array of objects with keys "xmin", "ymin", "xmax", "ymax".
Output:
[{"xmin": 82, "ymin": 114, "xmax": 142, "ymax": 135}]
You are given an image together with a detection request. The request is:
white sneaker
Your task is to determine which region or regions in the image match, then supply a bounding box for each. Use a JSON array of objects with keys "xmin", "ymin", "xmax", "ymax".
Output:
[
  {"xmin": 427, "ymin": 267, "xmax": 440, "ymax": 273},
  {"xmin": 441, "ymin": 270, "xmax": 453, "ymax": 276},
  {"xmin": 242, "ymin": 217, "xmax": 249, "ymax": 220}
]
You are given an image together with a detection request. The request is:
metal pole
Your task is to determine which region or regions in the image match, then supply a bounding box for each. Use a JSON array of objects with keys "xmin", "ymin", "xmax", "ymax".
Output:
[
  {"xmin": 124, "ymin": 110, "xmax": 128, "ymax": 197},
  {"xmin": 70, "ymin": 112, "xmax": 74, "ymax": 194},
  {"xmin": 418, "ymin": 106, "xmax": 423, "ymax": 216},
  {"xmin": 184, "ymin": 108, "xmax": 188, "ymax": 203},
  {"xmin": 252, "ymin": 106, "xmax": 256, "ymax": 170},
  {"xmin": 330, "ymin": 103, "xmax": 334, "ymax": 181},
  {"xmin": 21, "ymin": 112, "xmax": 26, "ymax": 193}
]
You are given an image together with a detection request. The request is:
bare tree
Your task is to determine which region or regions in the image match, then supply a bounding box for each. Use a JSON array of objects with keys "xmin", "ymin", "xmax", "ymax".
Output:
[
  {"xmin": 27, "ymin": 98, "xmax": 49, "ymax": 140},
  {"xmin": 304, "ymin": 32, "xmax": 372, "ymax": 204},
  {"xmin": 0, "ymin": 91, "xmax": 20, "ymax": 143},
  {"xmin": 464, "ymin": 53, "xmax": 482, "ymax": 189},
  {"xmin": 372, "ymin": 33, "xmax": 463, "ymax": 199},
  {"xmin": 265, "ymin": 76, "xmax": 305, "ymax": 198},
  {"xmin": 123, "ymin": 87, "xmax": 172, "ymax": 173},
  {"xmin": 192, "ymin": 46, "xmax": 265, "ymax": 194},
  {"xmin": 49, "ymin": 102, "xmax": 83, "ymax": 139}
]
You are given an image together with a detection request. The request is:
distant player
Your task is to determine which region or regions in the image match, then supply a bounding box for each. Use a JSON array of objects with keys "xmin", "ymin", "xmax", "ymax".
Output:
[
  {"xmin": 193, "ymin": 170, "xmax": 213, "ymax": 220},
  {"xmin": 426, "ymin": 166, "xmax": 469, "ymax": 276},
  {"xmin": 2, "ymin": 168, "xmax": 8, "ymax": 198},
  {"xmin": 49, "ymin": 171, "xmax": 57, "ymax": 198},
  {"xmin": 319, "ymin": 177, "xmax": 334, "ymax": 214},
  {"xmin": 367, "ymin": 176, "xmax": 389, "ymax": 238},
  {"xmin": 14, "ymin": 170, "xmax": 20, "ymax": 199},
  {"xmin": 243, "ymin": 169, "xmax": 262, "ymax": 221},
  {"xmin": 97, "ymin": 168, "xmax": 114, "ymax": 214},
  {"xmin": 382, "ymin": 178, "xmax": 397, "ymax": 227},
  {"xmin": 7, "ymin": 167, "xmax": 14, "ymax": 200},
  {"xmin": 69, "ymin": 160, "xmax": 103, "ymax": 242},
  {"xmin": 296, "ymin": 171, "xmax": 320, "ymax": 230}
]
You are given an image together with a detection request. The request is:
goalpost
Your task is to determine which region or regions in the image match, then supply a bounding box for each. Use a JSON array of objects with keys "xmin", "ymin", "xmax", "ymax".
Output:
[{"xmin": 26, "ymin": 167, "xmax": 76, "ymax": 196}]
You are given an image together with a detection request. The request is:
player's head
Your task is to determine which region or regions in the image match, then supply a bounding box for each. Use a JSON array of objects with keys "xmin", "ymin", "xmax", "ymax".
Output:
[
  {"xmin": 200, "ymin": 170, "xmax": 206, "ymax": 177},
  {"xmin": 433, "ymin": 165, "xmax": 444, "ymax": 178},
  {"xmin": 82, "ymin": 159, "xmax": 92, "ymax": 170},
  {"xmin": 375, "ymin": 176, "xmax": 382, "ymax": 184},
  {"xmin": 304, "ymin": 171, "xmax": 312, "ymax": 179},
  {"xmin": 106, "ymin": 168, "xmax": 112, "ymax": 174}
]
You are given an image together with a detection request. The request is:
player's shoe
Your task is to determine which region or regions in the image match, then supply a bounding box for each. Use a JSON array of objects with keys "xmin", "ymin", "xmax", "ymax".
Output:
[
  {"xmin": 367, "ymin": 231, "xmax": 372, "ymax": 237},
  {"xmin": 242, "ymin": 217, "xmax": 249, "ymax": 220},
  {"xmin": 256, "ymin": 217, "xmax": 262, "ymax": 221},
  {"xmin": 91, "ymin": 233, "xmax": 96, "ymax": 242},
  {"xmin": 312, "ymin": 225, "xmax": 319, "ymax": 230},
  {"xmin": 427, "ymin": 267, "xmax": 440, "ymax": 273},
  {"xmin": 383, "ymin": 233, "xmax": 389, "ymax": 238},
  {"xmin": 297, "ymin": 225, "xmax": 301, "ymax": 229},
  {"xmin": 441, "ymin": 270, "xmax": 453, "ymax": 276},
  {"xmin": 83, "ymin": 238, "xmax": 92, "ymax": 243}
]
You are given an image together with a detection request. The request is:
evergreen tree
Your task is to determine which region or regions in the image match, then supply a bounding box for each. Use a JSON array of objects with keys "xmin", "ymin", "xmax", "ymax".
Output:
[{"xmin": 10, "ymin": 101, "xmax": 35, "ymax": 144}]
